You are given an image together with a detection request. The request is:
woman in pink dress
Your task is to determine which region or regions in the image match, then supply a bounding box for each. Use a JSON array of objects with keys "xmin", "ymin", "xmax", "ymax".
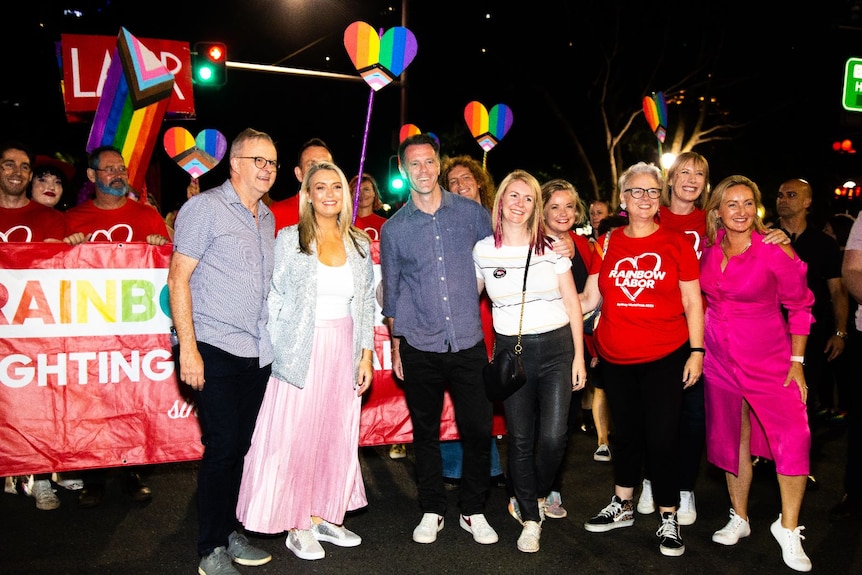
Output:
[
  {"xmin": 700, "ymin": 175, "xmax": 814, "ymax": 572},
  {"xmin": 236, "ymin": 161, "xmax": 375, "ymax": 561}
]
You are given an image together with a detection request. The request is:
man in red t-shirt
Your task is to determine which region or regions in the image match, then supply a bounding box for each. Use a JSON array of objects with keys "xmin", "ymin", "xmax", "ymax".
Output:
[
  {"xmin": 269, "ymin": 138, "xmax": 334, "ymax": 234},
  {"xmin": 65, "ymin": 145, "xmax": 168, "ymax": 508},
  {"xmin": 0, "ymin": 141, "xmax": 73, "ymax": 243},
  {"xmin": 65, "ymin": 145, "xmax": 170, "ymax": 245}
]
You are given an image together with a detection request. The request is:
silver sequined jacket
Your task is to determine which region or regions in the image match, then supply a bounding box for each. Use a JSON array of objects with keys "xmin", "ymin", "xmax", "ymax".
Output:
[{"xmin": 267, "ymin": 225, "xmax": 375, "ymax": 388}]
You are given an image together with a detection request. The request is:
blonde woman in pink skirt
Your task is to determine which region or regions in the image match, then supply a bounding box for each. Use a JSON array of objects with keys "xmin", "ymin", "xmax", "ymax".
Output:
[{"xmin": 236, "ymin": 161, "xmax": 375, "ymax": 562}]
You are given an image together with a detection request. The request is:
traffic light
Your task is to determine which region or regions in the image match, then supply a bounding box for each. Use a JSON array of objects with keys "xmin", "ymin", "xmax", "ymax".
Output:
[{"xmin": 193, "ymin": 42, "xmax": 227, "ymax": 86}]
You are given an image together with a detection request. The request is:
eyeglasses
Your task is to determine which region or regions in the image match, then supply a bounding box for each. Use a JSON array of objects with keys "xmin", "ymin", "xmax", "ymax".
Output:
[
  {"xmin": 238, "ymin": 156, "xmax": 279, "ymax": 170},
  {"xmin": 95, "ymin": 166, "xmax": 128, "ymax": 175},
  {"xmin": 624, "ymin": 187, "xmax": 661, "ymax": 199}
]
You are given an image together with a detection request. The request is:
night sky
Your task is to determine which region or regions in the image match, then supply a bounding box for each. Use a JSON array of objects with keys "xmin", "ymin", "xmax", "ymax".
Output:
[{"xmin": 5, "ymin": 1, "xmax": 862, "ymax": 220}]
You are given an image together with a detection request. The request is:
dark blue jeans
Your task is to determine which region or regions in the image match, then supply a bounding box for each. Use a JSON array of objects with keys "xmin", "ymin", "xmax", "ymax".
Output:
[
  {"xmin": 500, "ymin": 325, "xmax": 574, "ymax": 523},
  {"xmin": 398, "ymin": 339, "xmax": 492, "ymax": 516},
  {"xmin": 188, "ymin": 342, "xmax": 269, "ymax": 557}
]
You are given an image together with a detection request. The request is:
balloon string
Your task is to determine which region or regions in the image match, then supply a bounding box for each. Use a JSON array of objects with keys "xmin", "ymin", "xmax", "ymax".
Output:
[{"xmin": 353, "ymin": 87, "xmax": 375, "ymax": 224}]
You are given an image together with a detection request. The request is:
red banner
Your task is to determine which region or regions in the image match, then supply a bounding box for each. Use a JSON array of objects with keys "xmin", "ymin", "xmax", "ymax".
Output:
[{"xmin": 0, "ymin": 243, "xmax": 505, "ymax": 476}]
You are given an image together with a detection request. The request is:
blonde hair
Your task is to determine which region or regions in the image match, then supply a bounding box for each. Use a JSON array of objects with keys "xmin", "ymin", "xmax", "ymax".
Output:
[
  {"xmin": 661, "ymin": 151, "xmax": 710, "ymax": 209},
  {"xmin": 703, "ymin": 174, "xmax": 767, "ymax": 245},
  {"xmin": 541, "ymin": 178, "xmax": 586, "ymax": 227},
  {"xmin": 298, "ymin": 161, "xmax": 369, "ymax": 256},
  {"xmin": 491, "ymin": 169, "xmax": 550, "ymax": 254}
]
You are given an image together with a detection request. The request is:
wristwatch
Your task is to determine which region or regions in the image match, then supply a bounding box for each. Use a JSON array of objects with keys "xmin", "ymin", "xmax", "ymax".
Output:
[{"xmin": 835, "ymin": 330, "xmax": 848, "ymax": 340}]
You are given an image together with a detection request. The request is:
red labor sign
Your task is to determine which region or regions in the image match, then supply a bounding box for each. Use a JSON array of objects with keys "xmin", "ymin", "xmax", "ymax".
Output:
[{"xmin": 59, "ymin": 33, "xmax": 196, "ymax": 121}]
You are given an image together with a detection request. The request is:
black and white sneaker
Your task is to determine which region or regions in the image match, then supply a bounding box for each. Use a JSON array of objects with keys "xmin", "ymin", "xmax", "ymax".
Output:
[
  {"xmin": 657, "ymin": 511, "xmax": 685, "ymax": 557},
  {"xmin": 584, "ymin": 495, "xmax": 634, "ymax": 532}
]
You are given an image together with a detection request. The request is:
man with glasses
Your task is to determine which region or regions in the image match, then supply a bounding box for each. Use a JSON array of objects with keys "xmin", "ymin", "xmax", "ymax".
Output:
[
  {"xmin": 64, "ymin": 145, "xmax": 171, "ymax": 509},
  {"xmin": 65, "ymin": 145, "xmax": 171, "ymax": 245},
  {"xmin": 169, "ymin": 128, "xmax": 278, "ymax": 575}
]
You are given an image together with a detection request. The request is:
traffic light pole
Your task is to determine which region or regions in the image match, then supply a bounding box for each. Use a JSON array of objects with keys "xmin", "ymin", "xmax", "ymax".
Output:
[{"xmin": 226, "ymin": 61, "xmax": 378, "ymax": 83}]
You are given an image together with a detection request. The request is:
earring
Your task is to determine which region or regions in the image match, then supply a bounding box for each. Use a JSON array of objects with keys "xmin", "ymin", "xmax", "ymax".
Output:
[{"xmin": 620, "ymin": 202, "xmax": 627, "ymax": 211}]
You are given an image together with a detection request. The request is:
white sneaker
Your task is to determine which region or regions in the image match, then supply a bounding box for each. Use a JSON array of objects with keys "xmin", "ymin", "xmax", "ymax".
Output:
[
  {"xmin": 770, "ymin": 514, "xmax": 812, "ymax": 572},
  {"xmin": 312, "ymin": 520, "xmax": 362, "ymax": 547},
  {"xmin": 459, "ymin": 513, "xmax": 498, "ymax": 544},
  {"xmin": 712, "ymin": 508, "xmax": 751, "ymax": 545},
  {"xmin": 593, "ymin": 443, "xmax": 612, "ymax": 462},
  {"xmin": 286, "ymin": 529, "xmax": 325, "ymax": 560},
  {"xmin": 412, "ymin": 513, "xmax": 444, "ymax": 544},
  {"xmin": 517, "ymin": 521, "xmax": 542, "ymax": 553},
  {"xmin": 637, "ymin": 479, "xmax": 655, "ymax": 514},
  {"xmin": 677, "ymin": 490, "xmax": 696, "ymax": 525},
  {"xmin": 31, "ymin": 479, "xmax": 60, "ymax": 510}
]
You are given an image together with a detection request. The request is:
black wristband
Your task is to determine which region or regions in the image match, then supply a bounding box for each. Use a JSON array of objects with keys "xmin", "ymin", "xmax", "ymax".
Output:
[{"xmin": 690, "ymin": 347, "xmax": 706, "ymax": 354}]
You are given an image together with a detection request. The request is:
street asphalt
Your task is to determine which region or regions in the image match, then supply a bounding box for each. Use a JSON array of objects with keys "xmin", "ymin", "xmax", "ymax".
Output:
[{"xmin": 2, "ymin": 409, "xmax": 859, "ymax": 575}]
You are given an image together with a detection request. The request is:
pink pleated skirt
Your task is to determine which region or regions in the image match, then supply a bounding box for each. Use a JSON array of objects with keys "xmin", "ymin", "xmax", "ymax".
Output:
[{"xmin": 236, "ymin": 316, "xmax": 367, "ymax": 533}]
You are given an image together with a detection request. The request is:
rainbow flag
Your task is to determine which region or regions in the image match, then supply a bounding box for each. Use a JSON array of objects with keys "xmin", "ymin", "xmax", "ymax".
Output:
[{"xmin": 87, "ymin": 28, "xmax": 175, "ymax": 195}]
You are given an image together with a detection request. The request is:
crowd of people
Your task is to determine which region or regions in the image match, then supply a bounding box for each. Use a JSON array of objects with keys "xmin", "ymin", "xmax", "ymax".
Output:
[{"xmin": 3, "ymin": 129, "xmax": 861, "ymax": 574}]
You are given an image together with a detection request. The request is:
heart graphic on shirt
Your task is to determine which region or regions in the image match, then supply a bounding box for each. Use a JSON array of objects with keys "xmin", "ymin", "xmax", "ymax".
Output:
[
  {"xmin": 0, "ymin": 225, "xmax": 33, "ymax": 243},
  {"xmin": 612, "ymin": 253, "xmax": 662, "ymax": 301},
  {"xmin": 89, "ymin": 224, "xmax": 134, "ymax": 242}
]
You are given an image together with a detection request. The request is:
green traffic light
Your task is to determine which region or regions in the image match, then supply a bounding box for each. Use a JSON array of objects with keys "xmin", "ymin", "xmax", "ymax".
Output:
[
  {"xmin": 197, "ymin": 66, "xmax": 214, "ymax": 82},
  {"xmin": 390, "ymin": 178, "xmax": 405, "ymax": 191}
]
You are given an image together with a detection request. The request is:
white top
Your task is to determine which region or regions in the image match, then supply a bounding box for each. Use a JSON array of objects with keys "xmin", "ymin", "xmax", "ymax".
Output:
[
  {"xmin": 473, "ymin": 236, "xmax": 572, "ymax": 335},
  {"xmin": 316, "ymin": 260, "xmax": 353, "ymax": 319}
]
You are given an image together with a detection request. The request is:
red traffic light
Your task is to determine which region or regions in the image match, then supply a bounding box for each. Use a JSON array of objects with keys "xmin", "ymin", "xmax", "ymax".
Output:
[
  {"xmin": 833, "ymin": 139, "xmax": 856, "ymax": 154},
  {"xmin": 206, "ymin": 44, "xmax": 225, "ymax": 62}
]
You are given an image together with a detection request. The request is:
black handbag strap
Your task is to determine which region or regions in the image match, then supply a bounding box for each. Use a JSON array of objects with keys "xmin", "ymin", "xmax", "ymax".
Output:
[{"xmin": 514, "ymin": 248, "xmax": 532, "ymax": 355}]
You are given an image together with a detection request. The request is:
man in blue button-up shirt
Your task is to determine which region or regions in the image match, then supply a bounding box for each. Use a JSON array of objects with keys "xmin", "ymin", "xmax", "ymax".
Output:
[{"xmin": 380, "ymin": 134, "xmax": 498, "ymax": 546}]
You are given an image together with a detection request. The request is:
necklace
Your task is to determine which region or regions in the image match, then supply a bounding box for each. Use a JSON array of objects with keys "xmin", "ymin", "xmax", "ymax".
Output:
[{"xmin": 721, "ymin": 236, "xmax": 752, "ymax": 258}]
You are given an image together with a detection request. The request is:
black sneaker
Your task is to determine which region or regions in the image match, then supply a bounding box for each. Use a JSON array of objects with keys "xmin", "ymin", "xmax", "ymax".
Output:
[
  {"xmin": 657, "ymin": 511, "xmax": 685, "ymax": 556},
  {"xmin": 584, "ymin": 495, "xmax": 634, "ymax": 532}
]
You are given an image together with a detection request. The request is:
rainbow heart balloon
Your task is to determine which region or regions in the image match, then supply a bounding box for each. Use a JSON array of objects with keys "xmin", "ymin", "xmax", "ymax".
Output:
[
  {"xmin": 344, "ymin": 22, "xmax": 418, "ymax": 91},
  {"xmin": 399, "ymin": 124, "xmax": 422, "ymax": 142},
  {"xmin": 642, "ymin": 92, "xmax": 667, "ymax": 143},
  {"xmin": 398, "ymin": 124, "xmax": 439, "ymax": 147},
  {"xmin": 464, "ymin": 102, "xmax": 513, "ymax": 152},
  {"xmin": 163, "ymin": 128, "xmax": 227, "ymax": 178}
]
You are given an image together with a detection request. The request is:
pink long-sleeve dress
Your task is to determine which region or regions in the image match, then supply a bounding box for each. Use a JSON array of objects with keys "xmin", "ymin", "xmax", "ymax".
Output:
[{"xmin": 701, "ymin": 230, "xmax": 814, "ymax": 476}]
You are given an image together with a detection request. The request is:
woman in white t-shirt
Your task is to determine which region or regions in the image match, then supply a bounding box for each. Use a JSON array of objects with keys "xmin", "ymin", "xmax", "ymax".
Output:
[{"xmin": 473, "ymin": 169, "xmax": 586, "ymax": 553}]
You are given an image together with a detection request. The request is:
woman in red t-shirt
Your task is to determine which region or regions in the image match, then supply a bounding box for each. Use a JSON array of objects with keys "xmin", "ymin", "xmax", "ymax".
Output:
[{"xmin": 580, "ymin": 162, "xmax": 704, "ymax": 558}]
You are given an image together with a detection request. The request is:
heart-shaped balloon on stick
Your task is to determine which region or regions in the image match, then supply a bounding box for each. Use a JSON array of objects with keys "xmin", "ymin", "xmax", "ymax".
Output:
[
  {"xmin": 464, "ymin": 102, "xmax": 513, "ymax": 152},
  {"xmin": 399, "ymin": 124, "xmax": 439, "ymax": 147},
  {"xmin": 163, "ymin": 128, "xmax": 227, "ymax": 179},
  {"xmin": 642, "ymin": 91, "xmax": 668, "ymax": 163},
  {"xmin": 642, "ymin": 91, "xmax": 667, "ymax": 144},
  {"xmin": 344, "ymin": 22, "xmax": 418, "ymax": 92},
  {"xmin": 344, "ymin": 21, "xmax": 418, "ymax": 222}
]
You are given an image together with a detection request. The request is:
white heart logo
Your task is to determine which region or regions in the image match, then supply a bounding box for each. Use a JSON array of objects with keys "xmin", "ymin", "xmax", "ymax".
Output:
[
  {"xmin": 90, "ymin": 224, "xmax": 134, "ymax": 242},
  {"xmin": 0, "ymin": 225, "xmax": 33, "ymax": 242},
  {"xmin": 612, "ymin": 253, "xmax": 662, "ymax": 301}
]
